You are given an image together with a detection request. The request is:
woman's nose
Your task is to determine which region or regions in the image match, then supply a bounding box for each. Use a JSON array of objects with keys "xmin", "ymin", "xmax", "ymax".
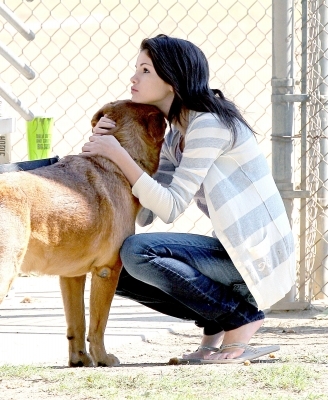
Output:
[{"xmin": 130, "ymin": 74, "xmax": 137, "ymax": 83}]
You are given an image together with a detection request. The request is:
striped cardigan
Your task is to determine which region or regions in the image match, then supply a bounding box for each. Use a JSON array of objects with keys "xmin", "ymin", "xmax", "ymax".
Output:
[{"xmin": 132, "ymin": 110, "xmax": 296, "ymax": 310}]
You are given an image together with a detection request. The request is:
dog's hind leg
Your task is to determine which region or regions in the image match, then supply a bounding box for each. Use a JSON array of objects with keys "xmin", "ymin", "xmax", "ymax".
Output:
[
  {"xmin": 60, "ymin": 275, "xmax": 93, "ymax": 367},
  {"xmin": 0, "ymin": 249, "xmax": 20, "ymax": 304},
  {"xmin": 0, "ymin": 210, "xmax": 29, "ymax": 304},
  {"xmin": 87, "ymin": 263, "xmax": 121, "ymax": 367}
]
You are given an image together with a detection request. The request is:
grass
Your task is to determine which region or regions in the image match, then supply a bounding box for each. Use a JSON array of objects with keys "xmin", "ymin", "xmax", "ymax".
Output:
[{"xmin": 1, "ymin": 363, "xmax": 328, "ymax": 400}]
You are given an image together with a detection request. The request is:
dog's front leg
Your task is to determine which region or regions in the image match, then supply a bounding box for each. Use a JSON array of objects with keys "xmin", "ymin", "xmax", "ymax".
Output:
[
  {"xmin": 88, "ymin": 266, "xmax": 120, "ymax": 367},
  {"xmin": 60, "ymin": 275, "xmax": 93, "ymax": 367}
]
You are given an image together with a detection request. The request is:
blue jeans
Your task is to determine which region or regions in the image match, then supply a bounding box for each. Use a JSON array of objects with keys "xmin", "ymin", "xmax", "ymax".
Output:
[{"xmin": 117, "ymin": 232, "xmax": 265, "ymax": 334}]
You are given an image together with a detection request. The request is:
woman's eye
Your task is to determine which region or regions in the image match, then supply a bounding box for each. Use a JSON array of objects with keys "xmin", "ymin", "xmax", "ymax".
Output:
[{"xmin": 143, "ymin": 68, "xmax": 150, "ymax": 73}]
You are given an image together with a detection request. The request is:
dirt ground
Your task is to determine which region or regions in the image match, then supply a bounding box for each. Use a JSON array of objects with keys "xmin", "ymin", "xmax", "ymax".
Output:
[
  {"xmin": 1, "ymin": 304, "xmax": 328, "ymax": 399},
  {"xmin": 113, "ymin": 305, "xmax": 328, "ymax": 366}
]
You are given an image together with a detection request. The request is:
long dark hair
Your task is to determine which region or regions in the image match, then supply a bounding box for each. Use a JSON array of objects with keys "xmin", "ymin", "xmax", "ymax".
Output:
[{"xmin": 140, "ymin": 34, "xmax": 255, "ymax": 137}]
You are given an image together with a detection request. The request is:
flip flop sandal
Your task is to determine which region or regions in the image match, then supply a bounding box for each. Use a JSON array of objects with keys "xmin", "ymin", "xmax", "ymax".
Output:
[
  {"xmin": 200, "ymin": 343, "xmax": 280, "ymax": 364},
  {"xmin": 171, "ymin": 346, "xmax": 220, "ymax": 364},
  {"xmin": 169, "ymin": 343, "xmax": 280, "ymax": 365}
]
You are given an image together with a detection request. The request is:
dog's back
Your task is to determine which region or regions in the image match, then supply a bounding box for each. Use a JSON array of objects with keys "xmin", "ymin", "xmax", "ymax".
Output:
[{"xmin": 0, "ymin": 100, "xmax": 165, "ymax": 298}]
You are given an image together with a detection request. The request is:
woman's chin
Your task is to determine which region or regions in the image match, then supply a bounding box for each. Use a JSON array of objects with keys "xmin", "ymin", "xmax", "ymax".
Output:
[{"xmin": 131, "ymin": 98, "xmax": 148, "ymax": 105}]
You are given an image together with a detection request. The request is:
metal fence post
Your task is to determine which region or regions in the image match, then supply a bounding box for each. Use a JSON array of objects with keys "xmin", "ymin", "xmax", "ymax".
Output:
[
  {"xmin": 271, "ymin": 0, "xmax": 297, "ymax": 308},
  {"xmin": 272, "ymin": 0, "xmax": 295, "ymax": 215},
  {"xmin": 314, "ymin": 0, "xmax": 328, "ymax": 298},
  {"xmin": 299, "ymin": 0, "xmax": 309, "ymax": 303}
]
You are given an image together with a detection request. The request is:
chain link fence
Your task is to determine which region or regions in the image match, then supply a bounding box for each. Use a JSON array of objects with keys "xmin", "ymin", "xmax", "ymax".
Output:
[
  {"xmin": 0, "ymin": 0, "xmax": 272, "ymax": 233},
  {"xmin": 1, "ymin": 0, "xmax": 327, "ymax": 305},
  {"xmin": 293, "ymin": 0, "xmax": 328, "ymax": 303}
]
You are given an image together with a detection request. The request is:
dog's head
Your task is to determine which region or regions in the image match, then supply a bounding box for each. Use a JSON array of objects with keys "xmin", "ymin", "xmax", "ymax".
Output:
[{"xmin": 91, "ymin": 100, "xmax": 166, "ymax": 175}]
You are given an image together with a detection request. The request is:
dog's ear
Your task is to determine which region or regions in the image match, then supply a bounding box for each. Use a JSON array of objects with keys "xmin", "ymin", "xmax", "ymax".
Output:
[
  {"xmin": 144, "ymin": 111, "xmax": 166, "ymax": 142},
  {"xmin": 91, "ymin": 110, "xmax": 103, "ymax": 128},
  {"xmin": 91, "ymin": 102, "xmax": 114, "ymax": 128}
]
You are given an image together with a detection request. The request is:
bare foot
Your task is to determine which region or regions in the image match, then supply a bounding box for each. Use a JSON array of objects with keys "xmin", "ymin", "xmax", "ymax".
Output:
[
  {"xmin": 208, "ymin": 319, "xmax": 264, "ymax": 360},
  {"xmin": 182, "ymin": 331, "xmax": 224, "ymax": 360}
]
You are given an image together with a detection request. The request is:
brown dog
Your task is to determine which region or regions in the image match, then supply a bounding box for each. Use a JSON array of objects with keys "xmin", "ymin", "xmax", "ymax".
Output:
[{"xmin": 0, "ymin": 100, "xmax": 166, "ymax": 367}]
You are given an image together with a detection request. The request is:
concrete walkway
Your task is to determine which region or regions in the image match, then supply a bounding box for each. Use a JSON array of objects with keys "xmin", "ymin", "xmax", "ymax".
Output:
[{"xmin": 0, "ymin": 275, "xmax": 194, "ymax": 366}]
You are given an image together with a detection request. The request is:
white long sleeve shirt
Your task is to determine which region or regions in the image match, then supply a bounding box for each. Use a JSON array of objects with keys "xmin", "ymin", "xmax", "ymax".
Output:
[{"xmin": 132, "ymin": 110, "xmax": 296, "ymax": 310}]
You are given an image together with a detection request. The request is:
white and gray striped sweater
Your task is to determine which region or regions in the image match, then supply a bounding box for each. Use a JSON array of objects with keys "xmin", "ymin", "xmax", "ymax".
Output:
[{"xmin": 132, "ymin": 110, "xmax": 296, "ymax": 310}]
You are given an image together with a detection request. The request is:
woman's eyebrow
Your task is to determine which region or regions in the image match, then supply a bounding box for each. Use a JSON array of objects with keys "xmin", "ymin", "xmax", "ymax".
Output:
[{"xmin": 136, "ymin": 62, "xmax": 153, "ymax": 67}]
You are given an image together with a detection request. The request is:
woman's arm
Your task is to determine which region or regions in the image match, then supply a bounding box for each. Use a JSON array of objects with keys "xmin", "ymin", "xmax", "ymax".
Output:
[
  {"xmin": 82, "ymin": 112, "xmax": 232, "ymax": 224},
  {"xmin": 136, "ymin": 140, "xmax": 176, "ymax": 226},
  {"xmin": 132, "ymin": 113, "xmax": 232, "ymax": 223}
]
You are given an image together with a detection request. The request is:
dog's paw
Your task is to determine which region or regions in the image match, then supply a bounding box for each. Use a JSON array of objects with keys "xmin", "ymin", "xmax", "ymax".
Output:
[
  {"xmin": 94, "ymin": 353, "xmax": 120, "ymax": 367},
  {"xmin": 69, "ymin": 352, "xmax": 94, "ymax": 367}
]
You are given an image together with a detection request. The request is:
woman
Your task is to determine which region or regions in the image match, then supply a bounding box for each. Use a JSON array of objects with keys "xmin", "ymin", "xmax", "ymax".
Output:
[{"xmin": 82, "ymin": 34, "xmax": 295, "ymax": 362}]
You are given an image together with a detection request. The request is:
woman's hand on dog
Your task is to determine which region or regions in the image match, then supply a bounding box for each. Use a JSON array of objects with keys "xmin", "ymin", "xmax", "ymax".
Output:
[
  {"xmin": 92, "ymin": 114, "xmax": 116, "ymax": 135},
  {"xmin": 82, "ymin": 135, "xmax": 122, "ymax": 159},
  {"xmin": 81, "ymin": 134, "xmax": 144, "ymax": 186},
  {"xmin": 82, "ymin": 112, "xmax": 122, "ymax": 160}
]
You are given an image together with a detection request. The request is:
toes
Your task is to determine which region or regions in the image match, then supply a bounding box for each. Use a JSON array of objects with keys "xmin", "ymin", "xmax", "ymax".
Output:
[
  {"xmin": 225, "ymin": 350, "xmax": 243, "ymax": 359},
  {"xmin": 208, "ymin": 349, "xmax": 245, "ymax": 360},
  {"xmin": 182, "ymin": 350, "xmax": 211, "ymax": 360}
]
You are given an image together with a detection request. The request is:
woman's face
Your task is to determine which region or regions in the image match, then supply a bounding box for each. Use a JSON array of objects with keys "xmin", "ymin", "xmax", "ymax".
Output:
[{"xmin": 130, "ymin": 50, "xmax": 174, "ymax": 115}]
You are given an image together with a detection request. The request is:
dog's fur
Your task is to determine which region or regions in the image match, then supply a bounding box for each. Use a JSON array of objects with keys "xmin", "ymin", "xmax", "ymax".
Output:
[{"xmin": 0, "ymin": 100, "xmax": 166, "ymax": 367}]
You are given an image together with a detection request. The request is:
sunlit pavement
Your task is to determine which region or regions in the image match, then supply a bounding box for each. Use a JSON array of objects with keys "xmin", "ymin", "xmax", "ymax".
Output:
[{"xmin": 0, "ymin": 275, "xmax": 194, "ymax": 366}]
